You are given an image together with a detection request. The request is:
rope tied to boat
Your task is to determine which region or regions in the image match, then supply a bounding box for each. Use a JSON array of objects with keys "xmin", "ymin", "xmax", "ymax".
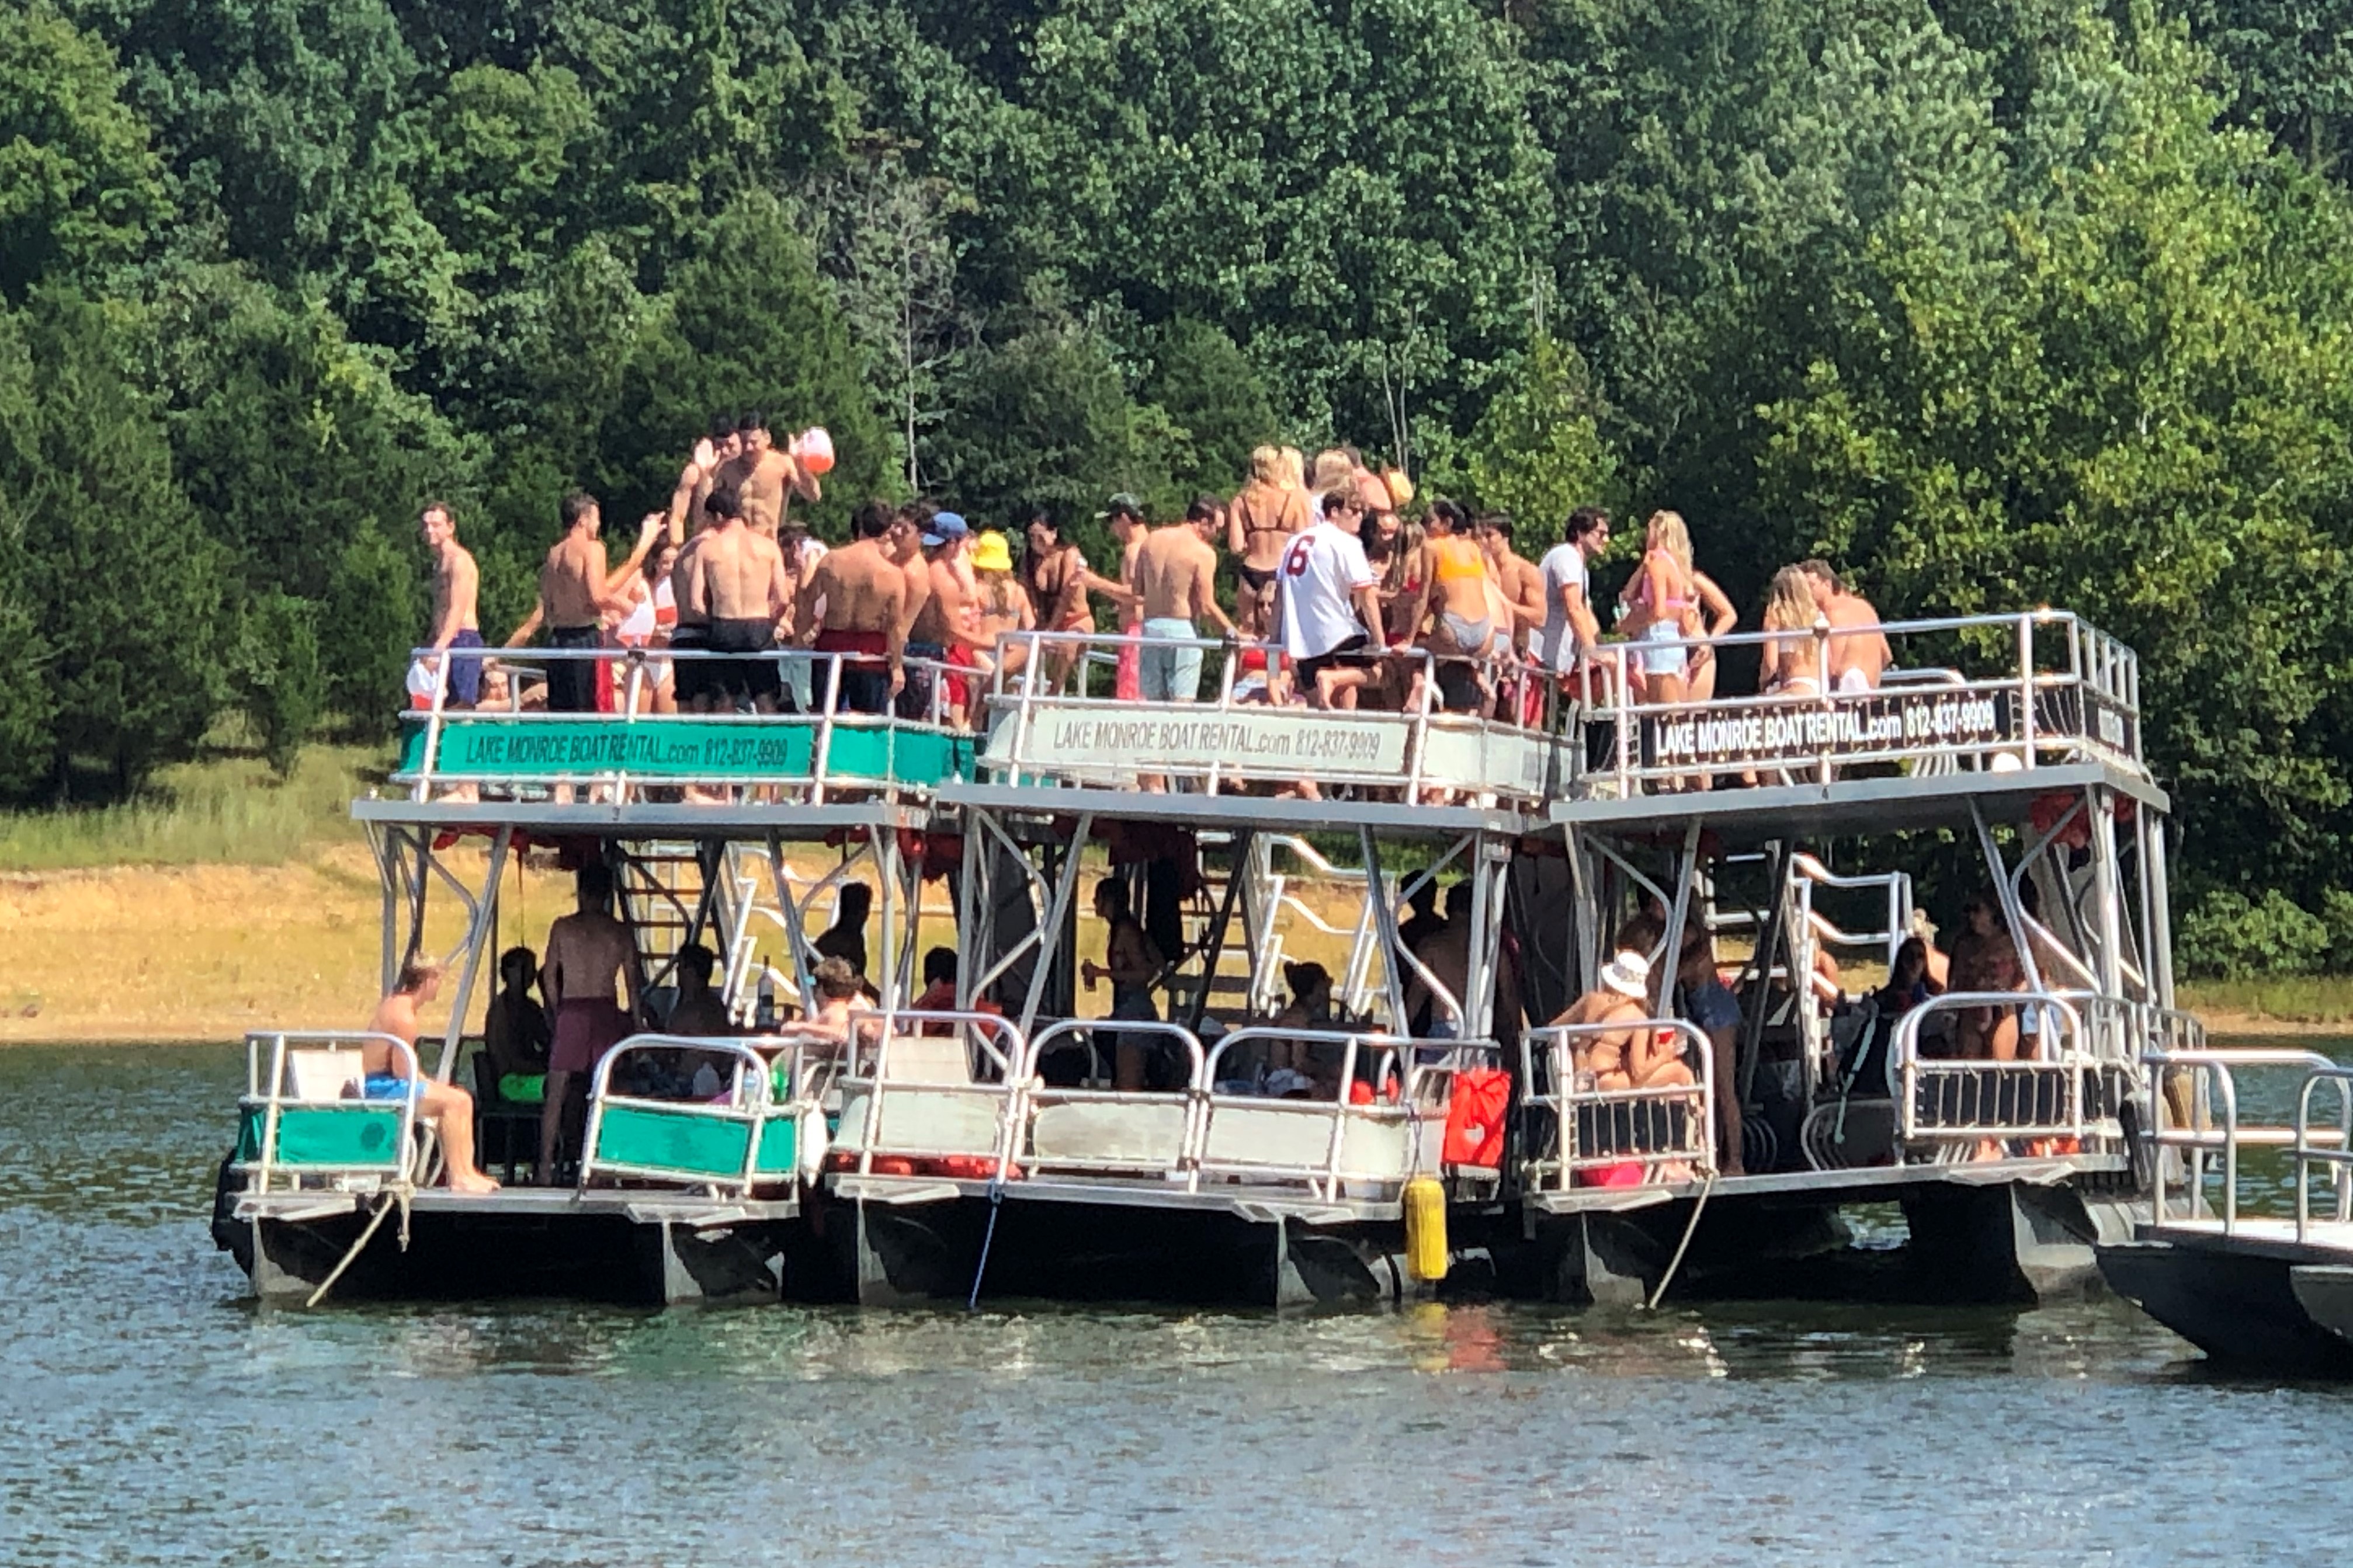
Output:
[
  {"xmin": 1644, "ymin": 1169, "xmax": 1717, "ymax": 1312},
  {"xmin": 303, "ymin": 1181, "xmax": 414, "ymax": 1309}
]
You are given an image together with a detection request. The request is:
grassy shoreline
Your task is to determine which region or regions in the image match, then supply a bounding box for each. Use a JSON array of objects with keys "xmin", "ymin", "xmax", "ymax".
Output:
[
  {"xmin": 4, "ymin": 749, "xmax": 2345, "ymax": 1044},
  {"xmin": 3, "ymin": 850, "xmax": 2348, "ymax": 1044}
]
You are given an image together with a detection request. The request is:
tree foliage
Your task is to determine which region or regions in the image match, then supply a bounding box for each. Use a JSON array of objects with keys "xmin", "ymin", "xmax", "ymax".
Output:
[{"xmin": 5, "ymin": 0, "xmax": 2353, "ymax": 974}]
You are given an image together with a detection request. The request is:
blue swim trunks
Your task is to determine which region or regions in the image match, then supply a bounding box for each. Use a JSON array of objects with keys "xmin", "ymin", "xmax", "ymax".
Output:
[
  {"xmin": 361, "ymin": 1073, "xmax": 418, "ymax": 1102},
  {"xmin": 447, "ymin": 629, "xmax": 487, "ymax": 706}
]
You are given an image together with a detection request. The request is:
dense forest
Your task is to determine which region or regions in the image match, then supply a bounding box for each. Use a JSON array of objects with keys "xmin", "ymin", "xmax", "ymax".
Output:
[{"xmin": 3, "ymin": 0, "xmax": 2351, "ymax": 974}]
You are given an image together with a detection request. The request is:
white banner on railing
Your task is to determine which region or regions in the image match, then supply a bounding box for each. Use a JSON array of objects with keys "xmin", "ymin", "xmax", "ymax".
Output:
[
  {"xmin": 1646, "ymin": 689, "xmax": 2012, "ymax": 769},
  {"xmin": 994, "ymin": 707, "xmax": 1412, "ymax": 776}
]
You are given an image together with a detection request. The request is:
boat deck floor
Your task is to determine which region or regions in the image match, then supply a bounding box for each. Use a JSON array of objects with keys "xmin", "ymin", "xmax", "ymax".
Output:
[
  {"xmin": 236, "ymin": 1187, "xmax": 799, "ymax": 1225},
  {"xmin": 2135, "ymin": 1215, "xmax": 2353, "ymax": 1264},
  {"xmin": 1526, "ymin": 1153, "xmax": 2130, "ymax": 1215},
  {"xmin": 827, "ymin": 1172, "xmax": 1407, "ymax": 1224}
]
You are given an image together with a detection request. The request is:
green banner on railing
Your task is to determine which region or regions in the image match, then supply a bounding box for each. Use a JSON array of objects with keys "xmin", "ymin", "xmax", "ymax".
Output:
[{"xmin": 396, "ymin": 717, "xmax": 976, "ymax": 785}]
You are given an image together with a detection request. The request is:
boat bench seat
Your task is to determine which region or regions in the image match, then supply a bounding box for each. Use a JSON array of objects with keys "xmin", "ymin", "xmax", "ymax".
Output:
[{"xmin": 1029, "ymin": 1101, "xmax": 1187, "ymax": 1168}]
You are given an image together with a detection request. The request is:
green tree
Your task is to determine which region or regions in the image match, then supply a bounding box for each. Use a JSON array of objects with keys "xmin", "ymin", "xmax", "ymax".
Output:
[
  {"xmin": 0, "ymin": 3, "xmax": 171, "ymax": 301},
  {"xmin": 321, "ymin": 519, "xmax": 419, "ymax": 730},
  {"xmin": 151, "ymin": 265, "xmax": 477, "ymax": 603},
  {"xmin": 1, "ymin": 290, "xmax": 232, "ymax": 797},
  {"xmin": 601, "ymin": 192, "xmax": 891, "ymax": 528},
  {"xmin": 1757, "ymin": 9, "xmax": 2353, "ymax": 899},
  {"xmin": 1464, "ymin": 325, "xmax": 1618, "ymax": 530},
  {"xmin": 1141, "ymin": 319, "xmax": 1279, "ymax": 500},
  {"xmin": 929, "ymin": 314, "xmax": 1185, "ymax": 545},
  {"xmin": 234, "ymin": 588, "xmax": 324, "ymax": 774}
]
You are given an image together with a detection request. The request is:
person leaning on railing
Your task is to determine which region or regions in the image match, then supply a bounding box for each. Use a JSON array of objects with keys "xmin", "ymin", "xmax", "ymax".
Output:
[{"xmin": 1276, "ymin": 489, "xmax": 1387, "ymax": 715}]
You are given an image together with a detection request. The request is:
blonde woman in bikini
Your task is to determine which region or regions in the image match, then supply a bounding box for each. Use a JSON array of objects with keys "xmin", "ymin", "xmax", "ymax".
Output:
[
  {"xmin": 1227, "ymin": 445, "xmax": 1310, "ymax": 639},
  {"xmin": 1617, "ymin": 510, "xmax": 1704, "ymax": 708},
  {"xmin": 1757, "ymin": 565, "xmax": 1827, "ymax": 698}
]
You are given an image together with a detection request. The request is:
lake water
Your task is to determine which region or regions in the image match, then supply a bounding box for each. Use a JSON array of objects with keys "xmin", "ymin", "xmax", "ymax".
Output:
[{"xmin": 5, "ymin": 1042, "xmax": 2352, "ymax": 1566}]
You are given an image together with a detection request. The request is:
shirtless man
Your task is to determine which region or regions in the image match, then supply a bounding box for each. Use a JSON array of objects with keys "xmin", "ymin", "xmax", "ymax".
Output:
[
  {"xmin": 506, "ymin": 492, "xmax": 659, "ymax": 714},
  {"xmin": 1132, "ymin": 498, "xmax": 1237, "ymax": 705},
  {"xmin": 800, "ymin": 957, "xmax": 864, "ymax": 1044},
  {"xmin": 679, "ymin": 484, "xmax": 792, "ymax": 712},
  {"xmin": 1797, "ymin": 560, "xmax": 1892, "ymax": 691},
  {"xmin": 418, "ymin": 502, "xmax": 484, "ymax": 708},
  {"xmin": 720, "ymin": 412, "xmax": 822, "ymax": 540},
  {"xmin": 539, "ymin": 863, "xmax": 642, "ymax": 1184},
  {"xmin": 1227, "ymin": 447, "xmax": 1310, "ymax": 639},
  {"xmin": 667, "ymin": 416, "xmax": 740, "ymax": 547},
  {"xmin": 797, "ymin": 503, "xmax": 907, "ymax": 714},
  {"xmin": 1101, "ymin": 495, "xmax": 1150, "ymax": 700},
  {"xmin": 1477, "ymin": 513, "xmax": 1547, "ymax": 653},
  {"xmin": 665, "ymin": 944, "xmax": 733, "ymax": 1038},
  {"xmin": 1401, "ymin": 882, "xmax": 1523, "ymax": 1044},
  {"xmin": 908, "ymin": 513, "xmax": 992, "ymax": 726},
  {"xmin": 363, "ymin": 960, "xmax": 498, "ymax": 1192}
]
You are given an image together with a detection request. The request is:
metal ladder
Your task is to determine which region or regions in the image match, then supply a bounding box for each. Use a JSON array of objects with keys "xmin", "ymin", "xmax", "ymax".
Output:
[{"xmin": 613, "ymin": 840, "xmax": 797, "ymax": 1027}]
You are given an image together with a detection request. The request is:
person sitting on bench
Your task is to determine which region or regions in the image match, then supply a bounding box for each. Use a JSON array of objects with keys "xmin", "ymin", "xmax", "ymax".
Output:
[{"xmin": 365, "ymin": 960, "xmax": 500, "ymax": 1193}]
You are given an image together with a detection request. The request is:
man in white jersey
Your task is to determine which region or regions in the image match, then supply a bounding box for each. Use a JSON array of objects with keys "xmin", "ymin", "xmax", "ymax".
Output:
[
  {"xmin": 1276, "ymin": 490, "xmax": 1385, "ymax": 710},
  {"xmin": 1536, "ymin": 506, "xmax": 1612, "ymax": 674}
]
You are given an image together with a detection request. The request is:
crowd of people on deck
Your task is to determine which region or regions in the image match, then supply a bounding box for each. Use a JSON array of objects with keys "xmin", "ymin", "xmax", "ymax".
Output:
[{"xmin": 409, "ymin": 420, "xmax": 1898, "ymax": 740}]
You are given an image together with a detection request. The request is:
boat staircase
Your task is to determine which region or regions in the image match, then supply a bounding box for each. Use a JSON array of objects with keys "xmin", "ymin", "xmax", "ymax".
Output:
[{"xmin": 612, "ymin": 841, "xmax": 796, "ymax": 1025}]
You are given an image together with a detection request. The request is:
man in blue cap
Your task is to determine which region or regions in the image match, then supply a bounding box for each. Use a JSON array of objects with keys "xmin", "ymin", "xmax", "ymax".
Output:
[{"xmin": 902, "ymin": 510, "xmax": 977, "ymax": 722}]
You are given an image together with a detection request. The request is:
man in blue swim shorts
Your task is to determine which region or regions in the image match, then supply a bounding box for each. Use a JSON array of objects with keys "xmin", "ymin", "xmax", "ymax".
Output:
[
  {"xmin": 419, "ymin": 502, "xmax": 487, "ymax": 706},
  {"xmin": 365, "ymin": 959, "xmax": 501, "ymax": 1192}
]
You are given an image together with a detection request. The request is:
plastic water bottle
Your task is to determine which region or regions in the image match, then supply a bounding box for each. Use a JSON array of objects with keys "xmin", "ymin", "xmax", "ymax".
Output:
[{"xmin": 755, "ymin": 968, "xmax": 778, "ymax": 1031}]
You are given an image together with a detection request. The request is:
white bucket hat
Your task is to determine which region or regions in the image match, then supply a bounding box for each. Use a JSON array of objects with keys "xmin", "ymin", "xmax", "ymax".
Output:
[{"xmin": 1599, "ymin": 949, "xmax": 1650, "ymax": 1000}]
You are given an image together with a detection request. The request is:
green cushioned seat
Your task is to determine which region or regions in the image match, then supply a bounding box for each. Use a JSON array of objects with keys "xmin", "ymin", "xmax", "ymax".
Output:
[{"xmin": 238, "ymin": 1103, "xmax": 406, "ymax": 1167}]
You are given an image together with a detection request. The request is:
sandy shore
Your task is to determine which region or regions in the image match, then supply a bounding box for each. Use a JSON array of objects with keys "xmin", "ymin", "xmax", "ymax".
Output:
[{"xmin": 0, "ymin": 853, "xmax": 2342, "ymax": 1045}]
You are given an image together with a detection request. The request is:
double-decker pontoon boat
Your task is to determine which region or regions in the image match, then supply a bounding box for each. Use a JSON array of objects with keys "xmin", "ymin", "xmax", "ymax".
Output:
[
  {"xmin": 215, "ymin": 604, "xmax": 2215, "ymax": 1315},
  {"xmin": 807, "ymin": 630, "xmax": 1565, "ymax": 1306},
  {"xmin": 1519, "ymin": 610, "xmax": 2189, "ymax": 1303},
  {"xmin": 214, "ymin": 644, "xmax": 972, "ymax": 1303}
]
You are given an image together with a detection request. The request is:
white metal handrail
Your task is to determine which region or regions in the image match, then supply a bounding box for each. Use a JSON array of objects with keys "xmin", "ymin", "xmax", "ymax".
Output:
[
  {"xmin": 1017, "ymin": 1020, "xmax": 1209, "ymax": 1185},
  {"xmin": 238, "ymin": 1030, "xmax": 425, "ymax": 1193},
  {"xmin": 834, "ymin": 1009, "xmax": 1028, "ymax": 1179},
  {"xmin": 399, "ymin": 644, "xmax": 971, "ymax": 801},
  {"xmin": 2294, "ymin": 1067, "xmax": 2353, "ymax": 1239},
  {"xmin": 977, "ymin": 628, "xmax": 1561, "ymax": 804},
  {"xmin": 1891, "ymin": 992, "xmax": 2098, "ymax": 1148},
  {"xmin": 1192, "ymin": 1025, "xmax": 1481, "ymax": 1200},
  {"xmin": 1518, "ymin": 1018, "xmax": 1715, "ymax": 1191},
  {"xmin": 579, "ymin": 1032, "xmax": 824, "ymax": 1195},
  {"xmin": 1567, "ymin": 607, "xmax": 2144, "ymax": 796},
  {"xmin": 2143, "ymin": 1047, "xmax": 2350, "ymax": 1235}
]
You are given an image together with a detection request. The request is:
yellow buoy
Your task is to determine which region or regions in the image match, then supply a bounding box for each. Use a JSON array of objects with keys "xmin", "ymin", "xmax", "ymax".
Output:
[{"xmin": 1404, "ymin": 1174, "xmax": 1448, "ymax": 1282}]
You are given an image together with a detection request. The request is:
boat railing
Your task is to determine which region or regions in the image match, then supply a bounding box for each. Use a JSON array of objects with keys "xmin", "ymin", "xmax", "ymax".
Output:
[
  {"xmin": 1516, "ymin": 1018, "xmax": 1716, "ymax": 1193},
  {"xmin": 975, "ymin": 630, "xmax": 1564, "ymax": 808},
  {"xmin": 1192, "ymin": 1026, "xmax": 1478, "ymax": 1201},
  {"xmin": 1565, "ymin": 608, "xmax": 2144, "ymax": 798},
  {"xmin": 579, "ymin": 1034, "xmax": 829, "ymax": 1195},
  {"xmin": 2142, "ymin": 1047, "xmax": 2353, "ymax": 1236},
  {"xmin": 831, "ymin": 1010, "xmax": 1027, "ymax": 1179},
  {"xmin": 394, "ymin": 644, "xmax": 977, "ymax": 804},
  {"xmin": 1015, "ymin": 1020, "xmax": 1208, "ymax": 1187},
  {"xmin": 237, "ymin": 1031, "xmax": 425, "ymax": 1193},
  {"xmin": 1892, "ymin": 992, "xmax": 2125, "ymax": 1153}
]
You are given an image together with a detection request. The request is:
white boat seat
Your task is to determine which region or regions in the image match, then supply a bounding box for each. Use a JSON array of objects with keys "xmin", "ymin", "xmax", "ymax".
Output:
[
  {"xmin": 1031, "ymin": 1101, "xmax": 1187, "ymax": 1167},
  {"xmin": 282, "ymin": 1047, "xmax": 366, "ymax": 1103},
  {"xmin": 879, "ymin": 1035, "xmax": 974, "ymax": 1085}
]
